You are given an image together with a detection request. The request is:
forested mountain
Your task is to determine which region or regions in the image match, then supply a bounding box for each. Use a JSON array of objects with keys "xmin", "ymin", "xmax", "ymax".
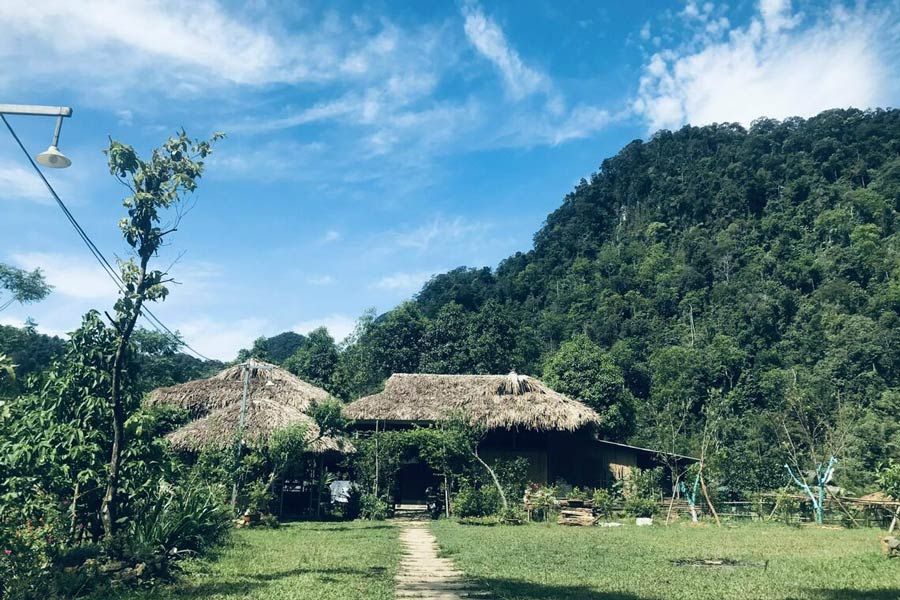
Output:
[{"xmin": 297, "ymin": 108, "xmax": 899, "ymax": 495}]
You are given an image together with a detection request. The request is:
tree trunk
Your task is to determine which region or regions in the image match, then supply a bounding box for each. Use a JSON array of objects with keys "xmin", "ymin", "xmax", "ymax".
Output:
[
  {"xmin": 473, "ymin": 446, "xmax": 507, "ymax": 511},
  {"xmin": 100, "ymin": 264, "xmax": 147, "ymax": 538},
  {"xmin": 889, "ymin": 505, "xmax": 899, "ymax": 534}
]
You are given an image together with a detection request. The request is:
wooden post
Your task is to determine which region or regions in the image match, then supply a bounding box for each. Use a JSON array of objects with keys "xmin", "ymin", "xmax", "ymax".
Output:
[
  {"xmin": 889, "ymin": 504, "xmax": 900, "ymax": 534},
  {"xmin": 374, "ymin": 420, "xmax": 380, "ymax": 498},
  {"xmin": 700, "ymin": 473, "xmax": 720, "ymax": 526}
]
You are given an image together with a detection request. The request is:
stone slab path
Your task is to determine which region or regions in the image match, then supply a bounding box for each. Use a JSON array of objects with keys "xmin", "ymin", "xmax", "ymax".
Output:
[{"xmin": 396, "ymin": 523, "xmax": 487, "ymax": 600}]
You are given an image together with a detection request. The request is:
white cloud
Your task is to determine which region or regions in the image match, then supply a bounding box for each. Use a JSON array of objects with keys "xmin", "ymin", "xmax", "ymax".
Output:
[
  {"xmin": 392, "ymin": 217, "xmax": 489, "ymax": 251},
  {"xmin": 461, "ymin": 1, "xmax": 548, "ymax": 100},
  {"xmin": 175, "ymin": 315, "xmax": 268, "ymax": 361},
  {"xmin": 11, "ymin": 252, "xmax": 118, "ymax": 300},
  {"xmin": 0, "ymin": 0, "xmax": 281, "ymax": 86},
  {"xmin": 306, "ymin": 275, "xmax": 335, "ymax": 286},
  {"xmin": 372, "ymin": 271, "xmax": 436, "ymax": 293},
  {"xmin": 0, "ymin": 1, "xmax": 451, "ymax": 106},
  {"xmin": 115, "ymin": 110, "xmax": 133, "ymax": 126},
  {"xmin": 634, "ymin": 2, "xmax": 892, "ymax": 132},
  {"xmin": 292, "ymin": 314, "xmax": 356, "ymax": 344},
  {"xmin": 320, "ymin": 230, "xmax": 342, "ymax": 244},
  {"xmin": 0, "ymin": 164, "xmax": 53, "ymax": 204}
]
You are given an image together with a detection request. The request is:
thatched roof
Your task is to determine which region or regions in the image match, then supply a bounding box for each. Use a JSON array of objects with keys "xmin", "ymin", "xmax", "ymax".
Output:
[
  {"xmin": 166, "ymin": 399, "xmax": 353, "ymax": 454},
  {"xmin": 342, "ymin": 372, "xmax": 601, "ymax": 432},
  {"xmin": 146, "ymin": 360, "xmax": 329, "ymax": 417}
]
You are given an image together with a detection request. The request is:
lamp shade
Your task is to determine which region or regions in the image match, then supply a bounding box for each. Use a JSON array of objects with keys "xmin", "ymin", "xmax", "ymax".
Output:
[{"xmin": 36, "ymin": 145, "xmax": 71, "ymax": 169}]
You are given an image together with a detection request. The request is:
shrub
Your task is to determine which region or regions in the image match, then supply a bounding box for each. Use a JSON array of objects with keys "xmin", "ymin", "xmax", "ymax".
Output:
[
  {"xmin": 122, "ymin": 480, "xmax": 231, "ymax": 563},
  {"xmin": 592, "ymin": 488, "xmax": 615, "ymax": 518},
  {"xmin": 358, "ymin": 493, "xmax": 389, "ymax": 521},
  {"xmin": 259, "ymin": 514, "xmax": 280, "ymax": 529},
  {"xmin": 493, "ymin": 457, "xmax": 530, "ymax": 504},
  {"xmin": 624, "ymin": 467, "xmax": 664, "ymax": 500},
  {"xmin": 569, "ymin": 486, "xmax": 587, "ymax": 500},
  {"xmin": 623, "ymin": 497, "xmax": 657, "ymax": 518},
  {"xmin": 524, "ymin": 484, "xmax": 558, "ymax": 521},
  {"xmin": 499, "ymin": 506, "xmax": 527, "ymax": 525},
  {"xmin": 0, "ymin": 502, "xmax": 68, "ymax": 600},
  {"xmin": 775, "ymin": 490, "xmax": 799, "ymax": 525},
  {"xmin": 453, "ymin": 485, "xmax": 501, "ymax": 518}
]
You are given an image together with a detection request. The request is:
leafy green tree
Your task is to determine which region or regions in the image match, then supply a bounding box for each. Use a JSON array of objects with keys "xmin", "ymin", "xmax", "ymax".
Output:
[
  {"xmin": 265, "ymin": 331, "xmax": 306, "ymax": 364},
  {"xmin": 99, "ymin": 130, "xmax": 222, "ymax": 536},
  {"xmin": 419, "ymin": 302, "xmax": 472, "ymax": 373},
  {"xmin": 283, "ymin": 327, "xmax": 339, "ymax": 391},
  {"xmin": 543, "ymin": 334, "xmax": 635, "ymax": 439},
  {"xmin": 331, "ymin": 310, "xmax": 379, "ymax": 400},
  {"xmin": 0, "ymin": 263, "xmax": 51, "ymax": 311},
  {"xmin": 467, "ymin": 299, "xmax": 520, "ymax": 374}
]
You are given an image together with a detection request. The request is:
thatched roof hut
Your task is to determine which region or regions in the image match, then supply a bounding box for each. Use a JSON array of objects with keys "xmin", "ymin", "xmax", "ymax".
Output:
[
  {"xmin": 150, "ymin": 361, "xmax": 351, "ymax": 454},
  {"xmin": 166, "ymin": 399, "xmax": 352, "ymax": 454},
  {"xmin": 146, "ymin": 361, "xmax": 329, "ymax": 418},
  {"xmin": 342, "ymin": 372, "xmax": 601, "ymax": 432}
]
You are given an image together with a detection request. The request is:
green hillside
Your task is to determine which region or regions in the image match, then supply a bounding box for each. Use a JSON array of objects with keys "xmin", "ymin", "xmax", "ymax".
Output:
[{"xmin": 329, "ymin": 108, "xmax": 900, "ymax": 494}]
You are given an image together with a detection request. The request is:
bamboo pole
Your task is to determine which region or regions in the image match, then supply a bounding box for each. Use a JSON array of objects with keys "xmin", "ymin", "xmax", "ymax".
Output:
[{"xmin": 700, "ymin": 473, "xmax": 720, "ymax": 526}]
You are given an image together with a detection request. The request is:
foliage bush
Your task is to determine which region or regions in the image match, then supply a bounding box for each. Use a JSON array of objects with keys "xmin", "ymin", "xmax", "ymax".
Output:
[
  {"xmin": 592, "ymin": 488, "xmax": 616, "ymax": 518},
  {"xmin": 878, "ymin": 460, "xmax": 900, "ymax": 500},
  {"xmin": 453, "ymin": 484, "xmax": 502, "ymax": 518},
  {"xmin": 0, "ymin": 499, "xmax": 69, "ymax": 600},
  {"xmin": 492, "ymin": 457, "xmax": 530, "ymax": 506},
  {"xmin": 121, "ymin": 480, "xmax": 231, "ymax": 563},
  {"xmin": 622, "ymin": 497, "xmax": 658, "ymax": 519},
  {"xmin": 775, "ymin": 490, "xmax": 800, "ymax": 525},
  {"xmin": 524, "ymin": 484, "xmax": 558, "ymax": 521},
  {"xmin": 358, "ymin": 493, "xmax": 390, "ymax": 521},
  {"xmin": 623, "ymin": 467, "xmax": 664, "ymax": 500},
  {"xmin": 498, "ymin": 506, "xmax": 527, "ymax": 525}
]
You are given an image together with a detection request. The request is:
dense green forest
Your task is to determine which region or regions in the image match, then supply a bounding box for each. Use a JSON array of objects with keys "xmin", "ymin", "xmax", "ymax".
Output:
[{"xmin": 264, "ymin": 108, "xmax": 900, "ymax": 495}]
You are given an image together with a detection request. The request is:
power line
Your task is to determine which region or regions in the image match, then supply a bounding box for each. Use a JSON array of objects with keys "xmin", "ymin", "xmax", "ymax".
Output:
[{"xmin": 1, "ymin": 114, "xmax": 213, "ymax": 362}]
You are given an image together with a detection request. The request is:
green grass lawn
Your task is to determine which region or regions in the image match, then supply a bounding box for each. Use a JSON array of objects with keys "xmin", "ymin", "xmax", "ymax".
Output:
[
  {"xmin": 97, "ymin": 522, "xmax": 399, "ymax": 600},
  {"xmin": 430, "ymin": 520, "xmax": 900, "ymax": 600}
]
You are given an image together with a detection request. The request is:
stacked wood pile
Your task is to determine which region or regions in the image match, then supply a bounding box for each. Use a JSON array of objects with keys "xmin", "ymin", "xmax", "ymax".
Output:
[{"xmin": 557, "ymin": 498, "xmax": 598, "ymax": 526}]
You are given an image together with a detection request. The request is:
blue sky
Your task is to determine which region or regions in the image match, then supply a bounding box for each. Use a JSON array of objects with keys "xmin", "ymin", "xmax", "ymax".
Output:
[{"xmin": 1, "ymin": 0, "xmax": 898, "ymax": 359}]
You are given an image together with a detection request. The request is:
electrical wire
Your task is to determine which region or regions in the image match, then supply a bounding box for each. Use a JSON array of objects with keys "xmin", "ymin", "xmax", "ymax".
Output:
[{"xmin": 1, "ymin": 114, "xmax": 214, "ymax": 361}]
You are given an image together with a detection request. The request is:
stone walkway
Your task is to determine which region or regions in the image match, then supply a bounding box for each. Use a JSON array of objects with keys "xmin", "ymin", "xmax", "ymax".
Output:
[{"xmin": 395, "ymin": 523, "xmax": 486, "ymax": 600}]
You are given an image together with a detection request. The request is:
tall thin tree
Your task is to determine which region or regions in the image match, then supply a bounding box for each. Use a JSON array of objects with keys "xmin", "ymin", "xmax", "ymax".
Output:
[{"xmin": 99, "ymin": 130, "xmax": 222, "ymax": 536}]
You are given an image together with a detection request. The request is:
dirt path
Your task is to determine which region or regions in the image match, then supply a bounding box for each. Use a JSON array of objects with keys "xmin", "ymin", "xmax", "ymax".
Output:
[{"xmin": 395, "ymin": 523, "xmax": 485, "ymax": 600}]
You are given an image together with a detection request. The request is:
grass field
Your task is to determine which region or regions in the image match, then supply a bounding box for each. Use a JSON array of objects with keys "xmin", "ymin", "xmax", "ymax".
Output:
[
  {"xmin": 95, "ymin": 522, "xmax": 399, "ymax": 600},
  {"xmin": 430, "ymin": 520, "xmax": 900, "ymax": 600}
]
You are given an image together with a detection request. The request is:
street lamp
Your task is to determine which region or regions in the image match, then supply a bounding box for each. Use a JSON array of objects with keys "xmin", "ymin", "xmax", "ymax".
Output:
[{"xmin": 0, "ymin": 104, "xmax": 73, "ymax": 168}]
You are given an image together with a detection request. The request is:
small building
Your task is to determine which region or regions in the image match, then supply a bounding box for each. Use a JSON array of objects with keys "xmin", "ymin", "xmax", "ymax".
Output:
[{"xmin": 343, "ymin": 372, "xmax": 691, "ymax": 505}]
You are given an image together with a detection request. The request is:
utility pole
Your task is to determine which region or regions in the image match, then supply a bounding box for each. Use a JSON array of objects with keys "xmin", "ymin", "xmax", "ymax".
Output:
[{"xmin": 231, "ymin": 359, "xmax": 274, "ymax": 512}]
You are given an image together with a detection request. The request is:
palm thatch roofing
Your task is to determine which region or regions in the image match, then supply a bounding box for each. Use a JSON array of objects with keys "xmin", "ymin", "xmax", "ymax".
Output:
[
  {"xmin": 146, "ymin": 360, "xmax": 329, "ymax": 417},
  {"xmin": 149, "ymin": 361, "xmax": 351, "ymax": 454},
  {"xmin": 342, "ymin": 372, "xmax": 601, "ymax": 432},
  {"xmin": 166, "ymin": 399, "xmax": 352, "ymax": 454}
]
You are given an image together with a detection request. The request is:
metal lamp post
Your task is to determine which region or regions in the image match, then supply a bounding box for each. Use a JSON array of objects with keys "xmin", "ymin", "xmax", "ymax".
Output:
[{"xmin": 0, "ymin": 104, "xmax": 74, "ymax": 168}]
